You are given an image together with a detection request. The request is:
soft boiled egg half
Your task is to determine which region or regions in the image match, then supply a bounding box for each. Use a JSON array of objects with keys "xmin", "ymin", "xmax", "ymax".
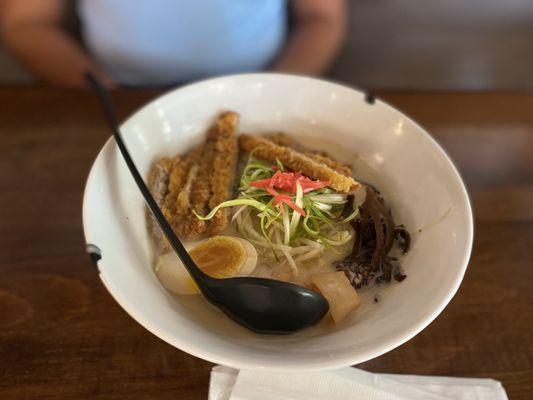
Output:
[{"xmin": 154, "ymin": 236, "xmax": 258, "ymax": 295}]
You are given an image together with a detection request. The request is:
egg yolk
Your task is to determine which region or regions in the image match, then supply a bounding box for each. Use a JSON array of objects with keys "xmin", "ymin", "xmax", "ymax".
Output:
[{"xmin": 189, "ymin": 236, "xmax": 246, "ymax": 278}]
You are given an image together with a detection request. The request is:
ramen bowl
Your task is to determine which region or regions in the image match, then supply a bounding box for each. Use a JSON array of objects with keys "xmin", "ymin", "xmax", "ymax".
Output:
[{"xmin": 82, "ymin": 73, "xmax": 473, "ymax": 370}]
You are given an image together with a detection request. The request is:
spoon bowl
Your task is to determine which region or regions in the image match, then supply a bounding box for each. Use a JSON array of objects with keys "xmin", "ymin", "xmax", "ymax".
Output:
[{"xmin": 203, "ymin": 277, "xmax": 329, "ymax": 334}]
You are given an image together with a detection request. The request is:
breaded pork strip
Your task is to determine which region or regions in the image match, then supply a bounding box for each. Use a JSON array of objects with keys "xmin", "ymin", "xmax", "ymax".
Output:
[
  {"xmin": 187, "ymin": 143, "xmax": 215, "ymax": 236},
  {"xmin": 168, "ymin": 146, "xmax": 204, "ymax": 238},
  {"xmin": 239, "ymin": 134, "xmax": 359, "ymax": 193},
  {"xmin": 146, "ymin": 157, "xmax": 172, "ymax": 253},
  {"xmin": 207, "ymin": 112, "xmax": 239, "ymax": 234},
  {"xmin": 266, "ymin": 132, "xmax": 352, "ymax": 177},
  {"xmin": 183, "ymin": 112, "xmax": 239, "ymax": 236}
]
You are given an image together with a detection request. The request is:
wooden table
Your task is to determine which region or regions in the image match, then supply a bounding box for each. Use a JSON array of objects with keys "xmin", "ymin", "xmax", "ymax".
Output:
[{"xmin": 1, "ymin": 89, "xmax": 531, "ymax": 399}]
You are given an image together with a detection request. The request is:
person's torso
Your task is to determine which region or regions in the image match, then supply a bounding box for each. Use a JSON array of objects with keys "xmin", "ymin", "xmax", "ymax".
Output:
[{"xmin": 79, "ymin": 0, "xmax": 287, "ymax": 86}]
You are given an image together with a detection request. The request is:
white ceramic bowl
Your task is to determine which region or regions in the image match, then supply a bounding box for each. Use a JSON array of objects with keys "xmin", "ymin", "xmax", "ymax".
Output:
[{"xmin": 83, "ymin": 73, "xmax": 473, "ymax": 370}]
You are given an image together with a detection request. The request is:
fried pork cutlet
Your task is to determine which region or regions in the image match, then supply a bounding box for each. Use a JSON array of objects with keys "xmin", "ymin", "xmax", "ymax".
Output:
[
  {"xmin": 187, "ymin": 139, "xmax": 216, "ymax": 236},
  {"xmin": 267, "ymin": 133, "xmax": 353, "ymax": 177},
  {"xmin": 184, "ymin": 112, "xmax": 238, "ymax": 236},
  {"xmin": 166, "ymin": 146, "xmax": 204, "ymax": 238},
  {"xmin": 148, "ymin": 112, "xmax": 239, "ymax": 243},
  {"xmin": 239, "ymin": 134, "xmax": 359, "ymax": 193},
  {"xmin": 146, "ymin": 157, "xmax": 172, "ymax": 253},
  {"xmin": 162, "ymin": 148, "xmax": 200, "ymax": 220},
  {"xmin": 207, "ymin": 112, "xmax": 239, "ymax": 234}
]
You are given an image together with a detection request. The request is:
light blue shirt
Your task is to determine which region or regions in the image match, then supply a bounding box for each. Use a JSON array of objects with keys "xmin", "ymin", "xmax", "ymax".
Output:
[{"xmin": 79, "ymin": 0, "xmax": 288, "ymax": 86}]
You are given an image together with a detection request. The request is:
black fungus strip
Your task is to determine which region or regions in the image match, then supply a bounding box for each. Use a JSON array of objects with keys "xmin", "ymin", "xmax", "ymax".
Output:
[{"xmin": 335, "ymin": 185, "xmax": 411, "ymax": 289}]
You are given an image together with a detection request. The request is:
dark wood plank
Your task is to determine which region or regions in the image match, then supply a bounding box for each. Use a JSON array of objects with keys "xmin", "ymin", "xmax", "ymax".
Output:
[{"xmin": 0, "ymin": 89, "xmax": 531, "ymax": 399}]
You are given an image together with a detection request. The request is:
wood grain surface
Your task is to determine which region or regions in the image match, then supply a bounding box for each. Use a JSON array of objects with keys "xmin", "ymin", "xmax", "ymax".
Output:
[{"xmin": 0, "ymin": 89, "xmax": 531, "ymax": 399}]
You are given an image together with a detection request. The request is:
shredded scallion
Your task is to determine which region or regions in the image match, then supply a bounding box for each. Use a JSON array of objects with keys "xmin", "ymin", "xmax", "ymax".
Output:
[{"xmin": 195, "ymin": 155, "xmax": 359, "ymax": 274}]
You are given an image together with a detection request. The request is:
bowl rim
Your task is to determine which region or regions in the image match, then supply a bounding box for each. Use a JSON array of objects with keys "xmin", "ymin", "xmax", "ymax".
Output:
[{"xmin": 82, "ymin": 72, "xmax": 474, "ymax": 371}]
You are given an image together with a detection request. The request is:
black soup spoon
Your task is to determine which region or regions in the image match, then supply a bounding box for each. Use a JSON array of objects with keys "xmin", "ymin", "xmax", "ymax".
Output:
[{"xmin": 86, "ymin": 74, "xmax": 329, "ymax": 334}]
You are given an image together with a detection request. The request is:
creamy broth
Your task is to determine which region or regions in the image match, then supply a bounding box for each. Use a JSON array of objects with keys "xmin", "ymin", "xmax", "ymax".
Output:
[{"xmin": 150, "ymin": 133, "xmax": 406, "ymax": 334}]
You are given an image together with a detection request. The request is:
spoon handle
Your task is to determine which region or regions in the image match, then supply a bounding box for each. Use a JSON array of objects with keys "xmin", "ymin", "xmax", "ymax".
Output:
[{"xmin": 86, "ymin": 73, "xmax": 208, "ymax": 282}]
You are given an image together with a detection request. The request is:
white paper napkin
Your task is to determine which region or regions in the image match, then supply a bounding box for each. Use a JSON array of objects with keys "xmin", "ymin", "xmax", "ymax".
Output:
[
  {"xmin": 381, "ymin": 374, "xmax": 508, "ymax": 400},
  {"xmin": 209, "ymin": 366, "xmax": 508, "ymax": 400}
]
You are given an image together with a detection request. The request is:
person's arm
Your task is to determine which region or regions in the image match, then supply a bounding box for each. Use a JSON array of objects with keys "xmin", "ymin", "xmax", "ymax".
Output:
[
  {"xmin": 272, "ymin": 0, "xmax": 347, "ymax": 76},
  {"xmin": 0, "ymin": 0, "xmax": 114, "ymax": 87}
]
